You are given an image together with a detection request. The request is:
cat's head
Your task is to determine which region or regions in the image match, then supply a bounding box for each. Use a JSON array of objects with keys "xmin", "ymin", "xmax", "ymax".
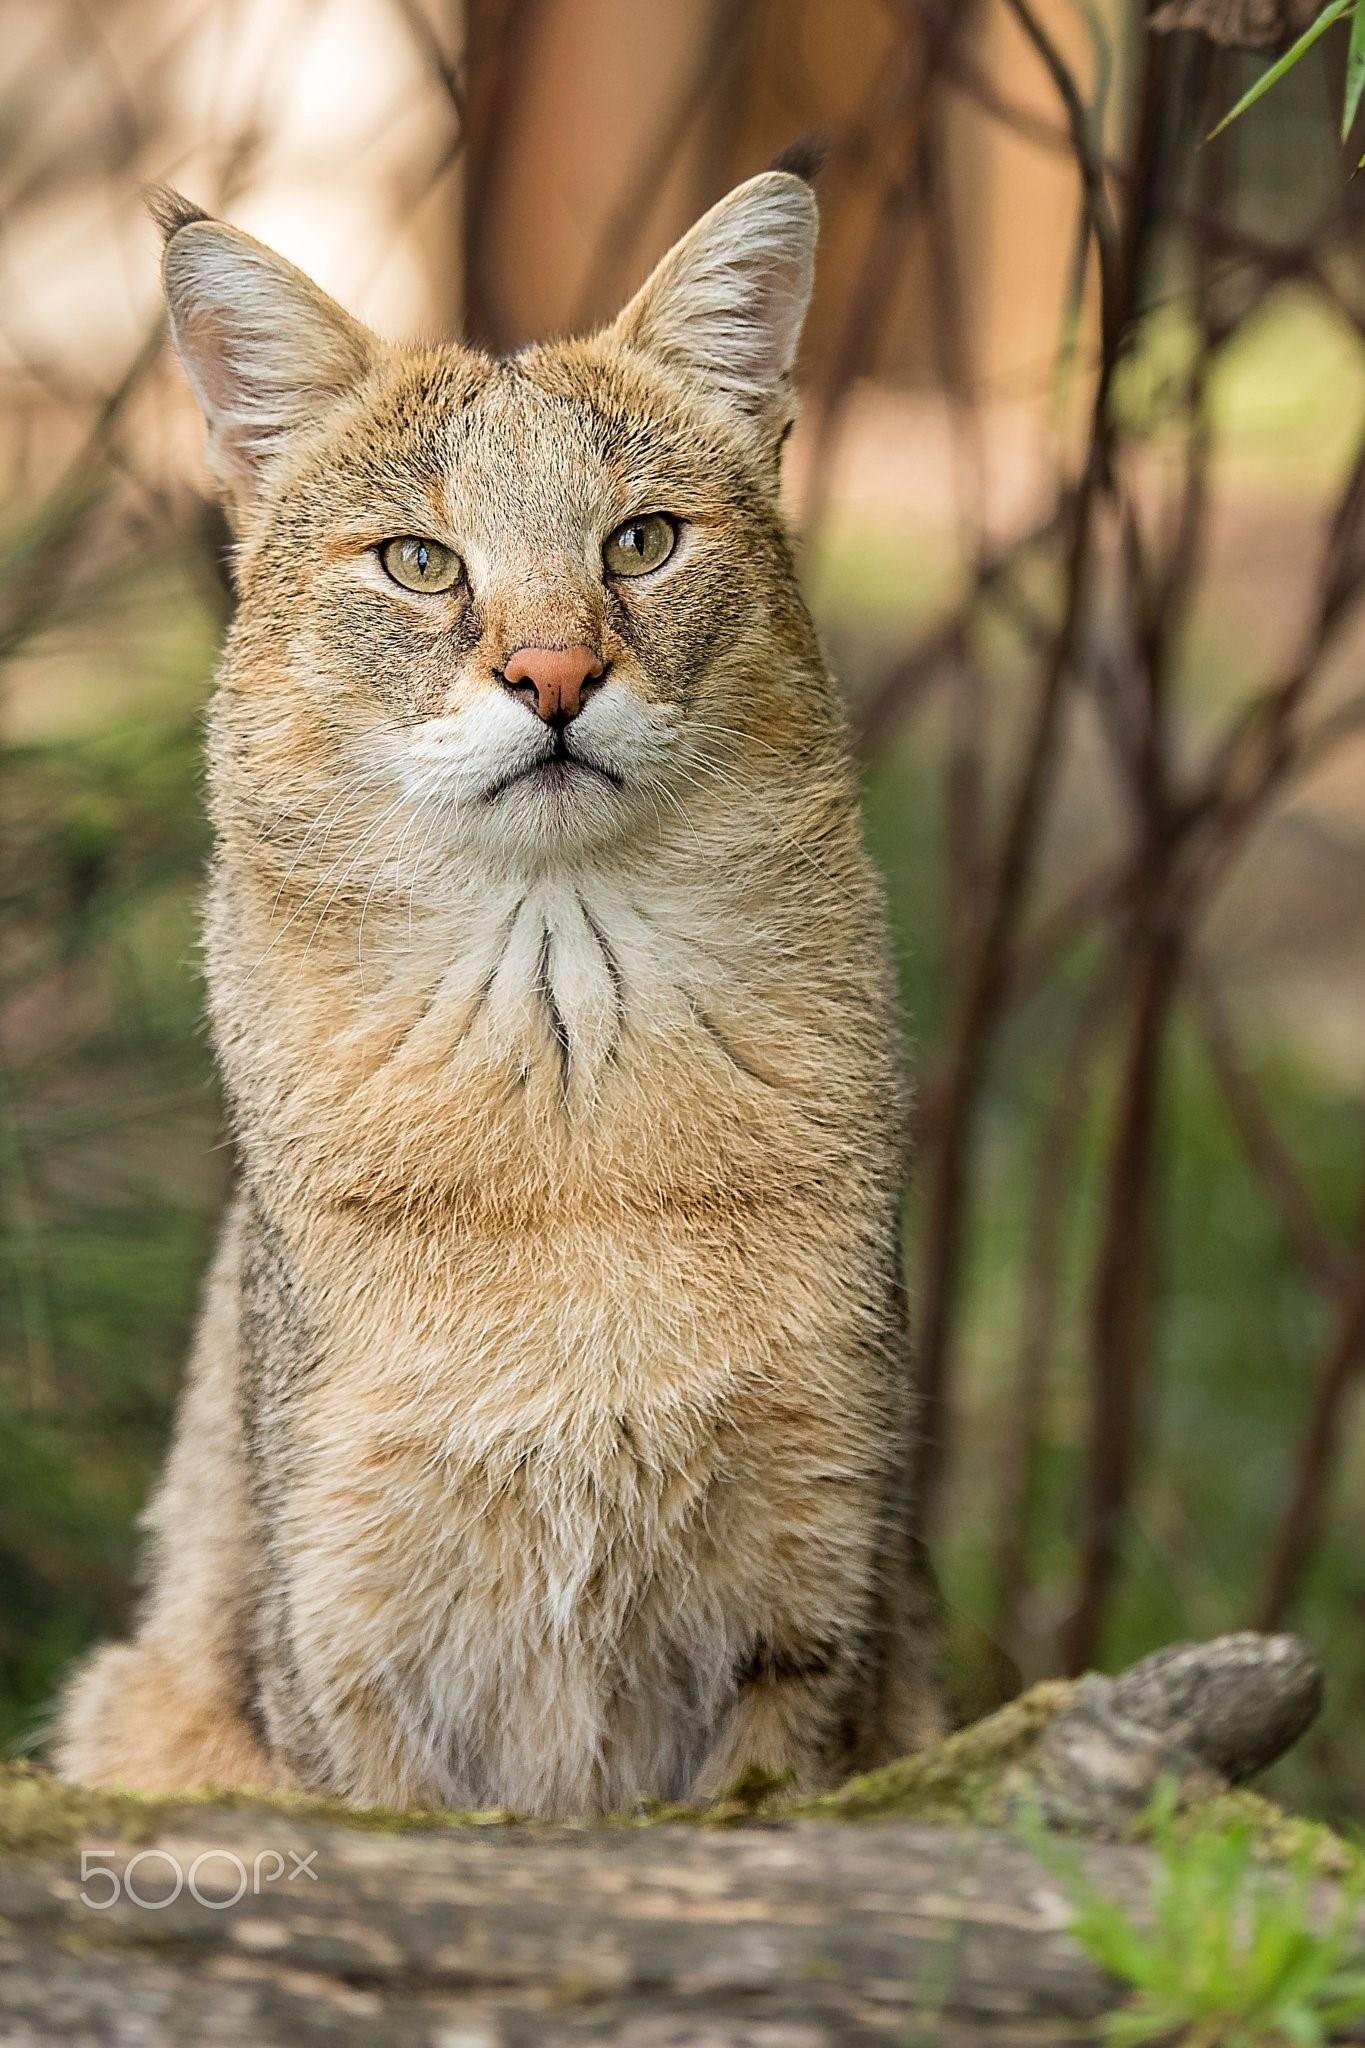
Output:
[{"xmin": 153, "ymin": 167, "xmax": 824, "ymax": 865}]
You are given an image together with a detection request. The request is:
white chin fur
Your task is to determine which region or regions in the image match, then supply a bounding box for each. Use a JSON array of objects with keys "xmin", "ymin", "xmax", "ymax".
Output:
[{"xmin": 398, "ymin": 681, "xmax": 680, "ymax": 861}]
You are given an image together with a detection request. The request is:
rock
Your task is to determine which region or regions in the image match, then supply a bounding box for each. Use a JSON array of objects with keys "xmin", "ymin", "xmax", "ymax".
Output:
[
  {"xmin": 1020, "ymin": 1631, "xmax": 1325, "ymax": 1833},
  {"xmin": 799, "ymin": 1630, "xmax": 1327, "ymax": 1842}
]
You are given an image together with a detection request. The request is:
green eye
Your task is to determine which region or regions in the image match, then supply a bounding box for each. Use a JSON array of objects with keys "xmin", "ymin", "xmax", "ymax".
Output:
[
  {"xmin": 380, "ymin": 536, "xmax": 463, "ymax": 593},
  {"xmin": 603, "ymin": 514, "xmax": 677, "ymax": 579}
]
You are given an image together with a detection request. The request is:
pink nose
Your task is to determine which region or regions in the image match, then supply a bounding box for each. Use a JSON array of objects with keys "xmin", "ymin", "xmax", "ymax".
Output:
[{"xmin": 501, "ymin": 645, "xmax": 605, "ymax": 725}]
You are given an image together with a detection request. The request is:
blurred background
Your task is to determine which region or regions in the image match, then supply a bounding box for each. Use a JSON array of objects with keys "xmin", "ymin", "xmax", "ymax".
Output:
[{"xmin": 2, "ymin": 0, "xmax": 1364, "ymax": 1824}]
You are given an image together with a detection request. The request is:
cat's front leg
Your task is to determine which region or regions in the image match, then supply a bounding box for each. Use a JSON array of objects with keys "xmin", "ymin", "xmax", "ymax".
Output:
[{"xmin": 690, "ymin": 1633, "xmax": 864, "ymax": 1800}]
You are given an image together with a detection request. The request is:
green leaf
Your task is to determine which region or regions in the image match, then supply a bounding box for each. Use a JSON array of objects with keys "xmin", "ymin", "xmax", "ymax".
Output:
[
  {"xmin": 1208, "ymin": 0, "xmax": 1354, "ymax": 140},
  {"xmin": 1319, "ymin": 1969, "xmax": 1365, "ymax": 2016},
  {"xmin": 1344, "ymin": 0, "xmax": 1365, "ymax": 138},
  {"xmin": 1276, "ymin": 2014, "xmax": 1326, "ymax": 2048}
]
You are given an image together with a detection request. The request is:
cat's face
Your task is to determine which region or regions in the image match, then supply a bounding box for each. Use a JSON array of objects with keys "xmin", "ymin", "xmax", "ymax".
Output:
[
  {"xmin": 242, "ymin": 342, "xmax": 799, "ymax": 860},
  {"xmin": 154, "ymin": 172, "xmax": 819, "ymax": 864}
]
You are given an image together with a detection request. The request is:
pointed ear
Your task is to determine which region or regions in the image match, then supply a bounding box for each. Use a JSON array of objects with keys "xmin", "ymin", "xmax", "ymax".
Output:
[
  {"xmin": 609, "ymin": 170, "xmax": 817, "ymax": 445},
  {"xmin": 147, "ymin": 187, "xmax": 378, "ymax": 503}
]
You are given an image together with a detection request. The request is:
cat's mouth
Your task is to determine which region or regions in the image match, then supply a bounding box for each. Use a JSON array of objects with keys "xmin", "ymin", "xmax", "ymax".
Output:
[{"xmin": 483, "ymin": 745, "xmax": 624, "ymax": 806}]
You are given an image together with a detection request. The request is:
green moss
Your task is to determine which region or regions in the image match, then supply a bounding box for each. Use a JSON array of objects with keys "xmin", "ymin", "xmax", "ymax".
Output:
[
  {"xmin": 1150, "ymin": 1787, "xmax": 1365, "ymax": 1882},
  {"xmin": 0, "ymin": 1762, "xmax": 511, "ymax": 1857},
  {"xmin": 0, "ymin": 1766, "xmax": 169, "ymax": 1858},
  {"xmin": 787, "ymin": 1680, "xmax": 1079, "ymax": 1824},
  {"xmin": 3, "ymin": 1704, "xmax": 1359, "ymax": 1878}
]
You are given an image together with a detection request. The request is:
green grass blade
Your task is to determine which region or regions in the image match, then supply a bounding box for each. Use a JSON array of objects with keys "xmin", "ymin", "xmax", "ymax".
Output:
[
  {"xmin": 1104, "ymin": 2008, "xmax": 1174, "ymax": 2048},
  {"xmin": 1318, "ymin": 1969, "xmax": 1365, "ymax": 2019},
  {"xmin": 1208, "ymin": 0, "xmax": 1354, "ymax": 140},
  {"xmin": 1072, "ymin": 1893, "xmax": 1158, "ymax": 1984},
  {"xmin": 1344, "ymin": 0, "xmax": 1365, "ymax": 137}
]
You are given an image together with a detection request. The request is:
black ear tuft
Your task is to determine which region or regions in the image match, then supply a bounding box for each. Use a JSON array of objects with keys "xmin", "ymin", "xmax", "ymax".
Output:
[
  {"xmin": 768, "ymin": 136, "xmax": 827, "ymax": 186},
  {"xmin": 144, "ymin": 184, "xmax": 212, "ymax": 245}
]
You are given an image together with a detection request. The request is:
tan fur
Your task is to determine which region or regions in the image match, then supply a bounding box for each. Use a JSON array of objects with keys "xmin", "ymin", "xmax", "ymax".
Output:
[{"xmin": 55, "ymin": 171, "xmax": 945, "ymax": 1813}]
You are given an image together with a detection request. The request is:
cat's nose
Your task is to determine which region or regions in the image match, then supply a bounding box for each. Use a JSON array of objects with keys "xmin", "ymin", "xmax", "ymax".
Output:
[{"xmin": 500, "ymin": 645, "xmax": 605, "ymax": 726}]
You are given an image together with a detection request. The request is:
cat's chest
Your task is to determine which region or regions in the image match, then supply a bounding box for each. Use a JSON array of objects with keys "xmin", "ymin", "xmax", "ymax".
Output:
[
  {"xmin": 364, "ymin": 871, "xmax": 763, "ymax": 1136},
  {"xmin": 269, "ymin": 865, "xmax": 820, "ymax": 1225},
  {"xmin": 293, "ymin": 1368, "xmax": 740, "ymax": 1686},
  {"xmin": 482, "ymin": 875, "xmax": 649, "ymax": 1083},
  {"xmin": 286, "ymin": 1393, "xmax": 739, "ymax": 1807}
]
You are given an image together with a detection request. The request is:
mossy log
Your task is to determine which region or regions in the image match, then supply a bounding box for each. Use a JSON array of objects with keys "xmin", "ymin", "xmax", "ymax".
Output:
[{"xmin": 0, "ymin": 1634, "xmax": 1358, "ymax": 2046}]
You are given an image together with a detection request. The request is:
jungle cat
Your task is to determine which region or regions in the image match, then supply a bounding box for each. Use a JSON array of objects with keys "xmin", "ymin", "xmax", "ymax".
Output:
[{"xmin": 55, "ymin": 161, "xmax": 946, "ymax": 1816}]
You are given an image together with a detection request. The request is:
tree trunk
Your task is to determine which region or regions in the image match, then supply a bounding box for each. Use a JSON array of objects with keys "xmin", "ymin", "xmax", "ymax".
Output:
[{"xmin": 0, "ymin": 1800, "xmax": 1258, "ymax": 2046}]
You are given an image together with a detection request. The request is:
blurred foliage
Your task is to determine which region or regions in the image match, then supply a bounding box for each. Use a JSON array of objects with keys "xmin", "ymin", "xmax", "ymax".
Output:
[
  {"xmin": 0, "ymin": 562, "xmax": 226, "ymax": 1752},
  {"xmin": 863, "ymin": 724, "xmax": 1365, "ymax": 1824},
  {"xmin": 1209, "ymin": 0, "xmax": 1365, "ymax": 157},
  {"xmin": 1113, "ymin": 290, "xmax": 1365, "ymax": 492},
  {"xmin": 1032, "ymin": 1782, "xmax": 1365, "ymax": 2045}
]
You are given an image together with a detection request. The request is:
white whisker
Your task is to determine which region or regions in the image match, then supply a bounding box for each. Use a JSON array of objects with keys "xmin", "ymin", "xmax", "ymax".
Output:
[
  {"xmin": 266, "ymin": 765, "xmax": 397, "ymax": 924},
  {"xmin": 356, "ymin": 772, "xmax": 444, "ymax": 988},
  {"xmin": 299, "ymin": 786, "xmax": 426, "ymax": 969},
  {"xmin": 244, "ymin": 783, "xmax": 417, "ymax": 983}
]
